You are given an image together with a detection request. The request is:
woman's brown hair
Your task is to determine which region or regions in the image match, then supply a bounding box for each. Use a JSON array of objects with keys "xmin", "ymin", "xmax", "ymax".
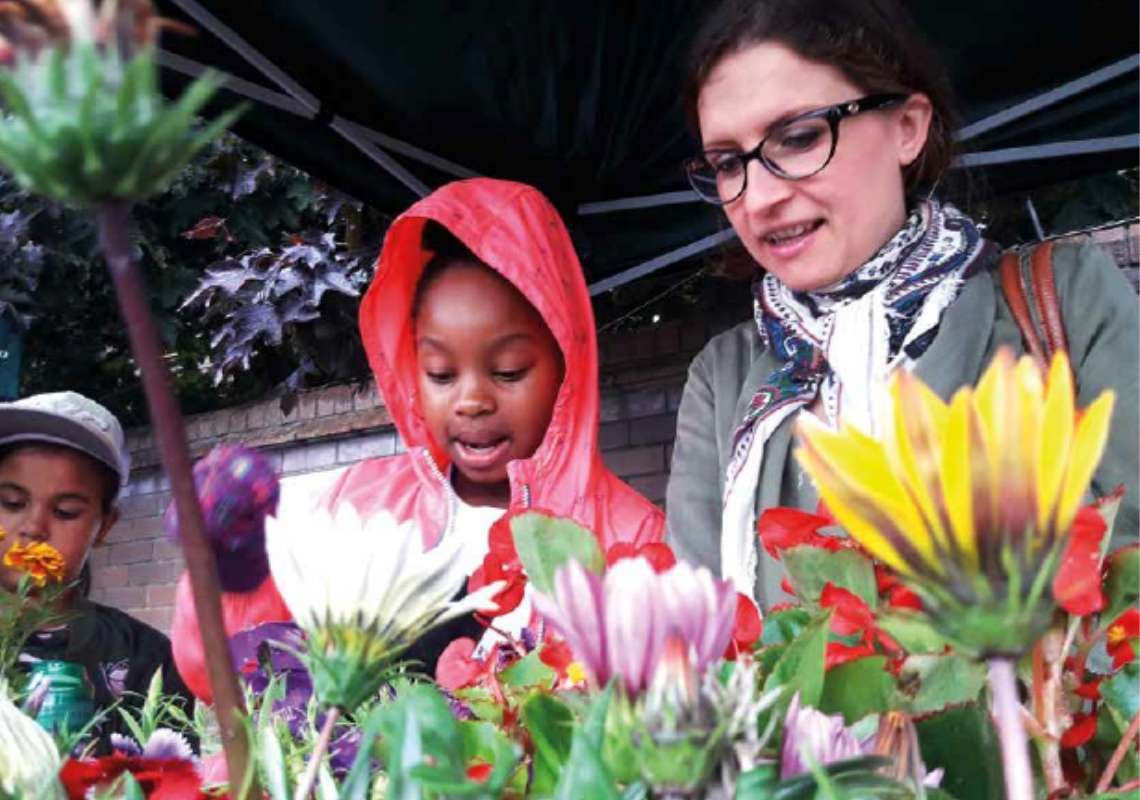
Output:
[{"xmin": 683, "ymin": 0, "xmax": 958, "ymax": 197}]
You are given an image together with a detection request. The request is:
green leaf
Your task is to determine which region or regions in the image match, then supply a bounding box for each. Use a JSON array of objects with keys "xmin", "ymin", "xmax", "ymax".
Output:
[
  {"xmin": 258, "ymin": 724, "xmax": 291, "ymax": 800},
  {"xmin": 337, "ymin": 704, "xmax": 388, "ymax": 800},
  {"xmin": 782, "ymin": 546, "xmax": 878, "ymax": 607},
  {"xmin": 877, "ymin": 611, "xmax": 948, "ymax": 654},
  {"xmin": 499, "ymin": 650, "xmax": 556, "ymax": 689},
  {"xmin": 763, "ymin": 615, "xmax": 829, "ymax": 707},
  {"xmin": 900, "ymin": 654, "xmax": 987, "ymax": 714},
  {"xmin": 512, "ymin": 511, "xmax": 605, "ymax": 595},
  {"xmin": 819, "ymin": 656, "xmax": 899, "ymax": 723},
  {"xmin": 1102, "ymin": 545, "xmax": 1139, "ymax": 626},
  {"xmin": 734, "ymin": 764, "xmax": 780, "ymax": 798},
  {"xmin": 915, "ymin": 704, "xmax": 1005, "ymax": 800},
  {"xmin": 762, "ymin": 608, "xmax": 813, "ymax": 646},
  {"xmin": 522, "ymin": 692, "xmax": 575, "ymax": 797},
  {"xmin": 459, "ymin": 721, "xmax": 522, "ymax": 797},
  {"xmin": 553, "ymin": 682, "xmax": 620, "ymax": 800},
  {"xmin": 376, "ymin": 684, "xmax": 465, "ymax": 800},
  {"xmin": 1102, "ymin": 661, "xmax": 1140, "ymax": 722}
]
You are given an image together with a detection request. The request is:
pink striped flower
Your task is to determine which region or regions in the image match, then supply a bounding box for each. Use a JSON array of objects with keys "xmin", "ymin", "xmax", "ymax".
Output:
[{"xmin": 533, "ymin": 557, "xmax": 736, "ymax": 695}]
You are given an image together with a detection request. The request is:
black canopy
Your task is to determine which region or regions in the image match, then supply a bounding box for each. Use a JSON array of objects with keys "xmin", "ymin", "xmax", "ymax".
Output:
[{"xmin": 155, "ymin": 0, "xmax": 1139, "ymax": 291}]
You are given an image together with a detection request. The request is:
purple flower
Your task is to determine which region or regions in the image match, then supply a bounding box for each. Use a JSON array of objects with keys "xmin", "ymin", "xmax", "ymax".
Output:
[
  {"xmin": 229, "ymin": 621, "xmax": 313, "ymax": 737},
  {"xmin": 532, "ymin": 557, "xmax": 736, "ymax": 696},
  {"xmin": 779, "ymin": 694, "xmax": 868, "ymax": 780},
  {"xmin": 109, "ymin": 728, "xmax": 194, "ymax": 761}
]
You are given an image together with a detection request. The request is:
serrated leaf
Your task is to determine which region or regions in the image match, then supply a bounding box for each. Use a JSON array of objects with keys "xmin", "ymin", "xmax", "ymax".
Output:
[
  {"xmin": 877, "ymin": 612, "xmax": 948, "ymax": 654},
  {"xmin": 763, "ymin": 614, "xmax": 828, "ymax": 707},
  {"xmin": 819, "ymin": 655, "xmax": 898, "ymax": 722},
  {"xmin": 511, "ymin": 511, "xmax": 605, "ymax": 595},
  {"xmin": 782, "ymin": 546, "xmax": 878, "ymax": 607},
  {"xmin": 900, "ymin": 654, "xmax": 986, "ymax": 713}
]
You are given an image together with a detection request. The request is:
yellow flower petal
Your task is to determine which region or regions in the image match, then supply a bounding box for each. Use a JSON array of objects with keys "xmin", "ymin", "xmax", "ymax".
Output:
[
  {"xmin": 939, "ymin": 388, "xmax": 979, "ymax": 568},
  {"xmin": 1036, "ymin": 352, "xmax": 1074, "ymax": 530},
  {"xmin": 1055, "ymin": 390, "xmax": 1115, "ymax": 532},
  {"xmin": 796, "ymin": 443, "xmax": 912, "ymax": 575},
  {"xmin": 888, "ymin": 371, "xmax": 954, "ymax": 554},
  {"xmin": 974, "ymin": 348, "xmax": 1015, "ymax": 523}
]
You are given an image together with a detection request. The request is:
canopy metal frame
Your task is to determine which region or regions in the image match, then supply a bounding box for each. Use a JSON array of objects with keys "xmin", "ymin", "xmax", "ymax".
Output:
[{"xmin": 160, "ymin": 0, "xmax": 1139, "ymax": 295}]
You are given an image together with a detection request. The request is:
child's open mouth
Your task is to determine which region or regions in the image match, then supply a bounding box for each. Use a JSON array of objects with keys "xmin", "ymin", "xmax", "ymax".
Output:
[{"xmin": 453, "ymin": 436, "xmax": 511, "ymax": 470}]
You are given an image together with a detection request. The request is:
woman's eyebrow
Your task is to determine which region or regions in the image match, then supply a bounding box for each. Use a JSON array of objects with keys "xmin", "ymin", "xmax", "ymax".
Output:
[
  {"xmin": 54, "ymin": 493, "xmax": 93, "ymax": 505},
  {"xmin": 702, "ymin": 103, "xmax": 826, "ymax": 151}
]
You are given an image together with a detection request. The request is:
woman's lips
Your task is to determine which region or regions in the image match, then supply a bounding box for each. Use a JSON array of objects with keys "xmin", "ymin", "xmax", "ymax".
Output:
[{"xmin": 762, "ymin": 219, "xmax": 824, "ymax": 260}]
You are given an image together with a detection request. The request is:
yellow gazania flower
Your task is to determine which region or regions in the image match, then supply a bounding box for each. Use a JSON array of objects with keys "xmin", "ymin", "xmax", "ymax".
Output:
[
  {"xmin": 796, "ymin": 348, "xmax": 1114, "ymax": 655},
  {"xmin": 3, "ymin": 542, "xmax": 66, "ymax": 588}
]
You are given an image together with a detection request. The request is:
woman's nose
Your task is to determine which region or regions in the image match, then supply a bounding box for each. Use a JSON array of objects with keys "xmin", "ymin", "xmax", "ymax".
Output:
[
  {"xmin": 740, "ymin": 158, "xmax": 794, "ymax": 218},
  {"xmin": 18, "ymin": 507, "xmax": 50, "ymax": 542}
]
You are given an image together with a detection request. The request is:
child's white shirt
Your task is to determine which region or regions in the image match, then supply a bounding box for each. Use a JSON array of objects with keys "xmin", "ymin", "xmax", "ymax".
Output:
[{"xmin": 450, "ymin": 495, "xmax": 535, "ymax": 656}]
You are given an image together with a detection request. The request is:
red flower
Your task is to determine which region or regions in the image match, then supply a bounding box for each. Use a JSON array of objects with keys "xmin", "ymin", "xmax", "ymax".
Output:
[
  {"xmin": 467, "ymin": 760, "xmax": 493, "ymax": 783},
  {"xmin": 1053, "ymin": 501, "xmax": 1111, "ymax": 616},
  {"xmin": 825, "ymin": 642, "xmax": 877, "ymax": 671},
  {"xmin": 820, "ymin": 584, "xmax": 875, "ymax": 637},
  {"xmin": 1106, "ymin": 608, "xmax": 1140, "ymax": 670},
  {"xmin": 1060, "ymin": 713, "xmax": 1098, "ymax": 749},
  {"xmin": 60, "ymin": 757, "xmax": 213, "ymax": 800},
  {"xmin": 539, "ymin": 637, "xmax": 574, "ymax": 675},
  {"xmin": 468, "ymin": 553, "xmax": 526, "ymax": 617},
  {"xmin": 756, "ymin": 507, "xmax": 839, "ymax": 559},
  {"xmin": 436, "ymin": 637, "xmax": 487, "ymax": 691},
  {"xmin": 605, "ymin": 541, "xmax": 677, "ymax": 573},
  {"xmin": 885, "ymin": 584, "xmax": 923, "ymax": 611},
  {"xmin": 1074, "ymin": 677, "xmax": 1102, "ymax": 700},
  {"xmin": 724, "ymin": 593, "xmax": 763, "ymax": 660}
]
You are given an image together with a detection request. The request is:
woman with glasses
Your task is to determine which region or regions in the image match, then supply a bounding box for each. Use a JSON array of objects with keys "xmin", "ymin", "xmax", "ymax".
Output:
[{"xmin": 666, "ymin": 0, "xmax": 1139, "ymax": 607}]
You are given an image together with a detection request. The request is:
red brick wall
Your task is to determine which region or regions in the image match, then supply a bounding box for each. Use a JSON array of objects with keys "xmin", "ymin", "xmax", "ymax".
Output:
[{"xmin": 88, "ymin": 318, "xmax": 714, "ymax": 633}]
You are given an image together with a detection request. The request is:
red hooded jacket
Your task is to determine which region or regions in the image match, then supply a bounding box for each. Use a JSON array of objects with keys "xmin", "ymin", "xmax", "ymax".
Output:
[{"xmin": 324, "ymin": 179, "xmax": 664, "ymax": 549}]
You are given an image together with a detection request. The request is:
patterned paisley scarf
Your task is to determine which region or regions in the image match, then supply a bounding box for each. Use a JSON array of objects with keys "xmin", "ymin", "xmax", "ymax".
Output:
[{"xmin": 721, "ymin": 200, "xmax": 989, "ymax": 597}]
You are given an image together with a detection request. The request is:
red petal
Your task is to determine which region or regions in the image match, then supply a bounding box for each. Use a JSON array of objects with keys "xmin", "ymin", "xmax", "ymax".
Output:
[
  {"xmin": 1111, "ymin": 641, "xmax": 1135, "ymax": 671},
  {"xmin": 820, "ymin": 583, "xmax": 875, "ymax": 636},
  {"xmin": 467, "ymin": 761, "xmax": 493, "ymax": 783},
  {"xmin": 638, "ymin": 543, "xmax": 677, "ymax": 573},
  {"xmin": 780, "ymin": 577, "xmax": 795, "ymax": 596},
  {"xmin": 436, "ymin": 637, "xmax": 484, "ymax": 691},
  {"xmin": 605, "ymin": 542, "xmax": 636, "ymax": 567},
  {"xmin": 724, "ymin": 593, "xmax": 763, "ymax": 659},
  {"xmin": 539, "ymin": 638, "xmax": 574, "ymax": 674},
  {"xmin": 886, "ymin": 584, "xmax": 923, "ymax": 611},
  {"xmin": 1060, "ymin": 713, "xmax": 1098, "ymax": 748},
  {"xmin": 469, "ymin": 554, "xmax": 527, "ymax": 617},
  {"xmin": 1115, "ymin": 607, "xmax": 1140, "ymax": 637},
  {"xmin": 1053, "ymin": 505, "xmax": 1108, "ymax": 616},
  {"xmin": 487, "ymin": 514, "xmax": 520, "ymax": 565},
  {"xmin": 756, "ymin": 507, "xmax": 835, "ymax": 559},
  {"xmin": 1074, "ymin": 678, "xmax": 1102, "ymax": 700},
  {"xmin": 825, "ymin": 642, "xmax": 877, "ymax": 671}
]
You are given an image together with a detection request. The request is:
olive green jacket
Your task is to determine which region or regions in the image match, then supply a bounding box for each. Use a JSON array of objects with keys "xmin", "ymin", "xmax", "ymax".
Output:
[{"xmin": 665, "ymin": 240, "xmax": 1139, "ymax": 609}]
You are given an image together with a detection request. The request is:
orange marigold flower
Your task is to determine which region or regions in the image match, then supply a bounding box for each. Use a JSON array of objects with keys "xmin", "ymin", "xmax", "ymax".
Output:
[{"xmin": 3, "ymin": 541, "xmax": 65, "ymax": 587}]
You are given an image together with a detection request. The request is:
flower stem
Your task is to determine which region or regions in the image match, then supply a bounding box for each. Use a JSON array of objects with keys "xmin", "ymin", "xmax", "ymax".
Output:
[
  {"xmin": 1095, "ymin": 710, "xmax": 1140, "ymax": 794},
  {"xmin": 295, "ymin": 706, "xmax": 341, "ymax": 800},
  {"xmin": 96, "ymin": 200, "xmax": 254, "ymax": 795},
  {"xmin": 988, "ymin": 657, "xmax": 1033, "ymax": 800}
]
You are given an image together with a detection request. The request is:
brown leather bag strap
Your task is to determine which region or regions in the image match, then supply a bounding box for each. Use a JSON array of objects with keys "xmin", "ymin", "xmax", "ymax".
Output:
[
  {"xmin": 1029, "ymin": 240, "xmax": 1069, "ymax": 358},
  {"xmin": 998, "ymin": 249, "xmax": 1049, "ymax": 370}
]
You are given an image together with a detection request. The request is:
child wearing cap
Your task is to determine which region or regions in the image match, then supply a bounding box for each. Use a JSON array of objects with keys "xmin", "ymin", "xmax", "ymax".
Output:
[{"xmin": 0, "ymin": 391, "xmax": 191, "ymax": 744}]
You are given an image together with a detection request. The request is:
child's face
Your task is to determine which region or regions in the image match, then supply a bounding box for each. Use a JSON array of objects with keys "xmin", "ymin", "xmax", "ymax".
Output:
[
  {"xmin": 415, "ymin": 261, "xmax": 564, "ymax": 508},
  {"xmin": 0, "ymin": 447, "xmax": 117, "ymax": 592}
]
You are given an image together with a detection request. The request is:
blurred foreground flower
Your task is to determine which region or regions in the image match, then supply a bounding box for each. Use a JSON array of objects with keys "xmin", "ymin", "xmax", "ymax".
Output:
[
  {"xmin": 0, "ymin": 682, "xmax": 62, "ymax": 798},
  {"xmin": 797, "ymin": 348, "xmax": 1115, "ymax": 800},
  {"xmin": 780, "ymin": 694, "xmax": 866, "ymax": 781},
  {"xmin": 3, "ymin": 541, "xmax": 65, "ymax": 587},
  {"xmin": 797, "ymin": 349, "xmax": 1113, "ymax": 658},
  {"xmin": 533, "ymin": 557, "xmax": 736, "ymax": 695},
  {"xmin": 266, "ymin": 504, "xmax": 503, "ymax": 712},
  {"xmin": 0, "ymin": 0, "xmax": 242, "ymax": 205}
]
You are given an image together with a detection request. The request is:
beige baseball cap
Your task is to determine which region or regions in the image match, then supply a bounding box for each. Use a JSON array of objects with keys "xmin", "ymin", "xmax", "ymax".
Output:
[{"xmin": 0, "ymin": 391, "xmax": 130, "ymax": 496}]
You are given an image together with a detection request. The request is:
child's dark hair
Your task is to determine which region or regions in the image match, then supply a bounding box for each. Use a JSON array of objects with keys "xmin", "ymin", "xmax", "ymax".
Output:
[
  {"xmin": 683, "ymin": 0, "xmax": 958, "ymax": 197},
  {"xmin": 0, "ymin": 442, "xmax": 119, "ymax": 514},
  {"xmin": 412, "ymin": 221, "xmax": 487, "ymax": 317}
]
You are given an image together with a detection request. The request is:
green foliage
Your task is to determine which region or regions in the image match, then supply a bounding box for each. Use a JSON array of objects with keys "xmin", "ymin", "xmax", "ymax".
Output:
[
  {"xmin": 0, "ymin": 131, "xmax": 386, "ymax": 424},
  {"xmin": 763, "ymin": 615, "xmax": 829, "ymax": 708},
  {"xmin": 818, "ymin": 656, "xmax": 898, "ymax": 723},
  {"xmin": 876, "ymin": 612, "xmax": 949, "ymax": 655},
  {"xmin": 511, "ymin": 512, "xmax": 605, "ymax": 595},
  {"xmin": 1102, "ymin": 546, "xmax": 1139, "ymax": 626},
  {"xmin": 781, "ymin": 547, "xmax": 878, "ymax": 607},
  {"xmin": 915, "ymin": 704, "xmax": 1005, "ymax": 800},
  {"xmin": 521, "ymin": 693, "xmax": 575, "ymax": 796},
  {"xmin": 552, "ymin": 682, "xmax": 620, "ymax": 800},
  {"xmin": 0, "ymin": 575, "xmax": 70, "ymax": 695},
  {"xmin": 897, "ymin": 654, "xmax": 986, "ymax": 714}
]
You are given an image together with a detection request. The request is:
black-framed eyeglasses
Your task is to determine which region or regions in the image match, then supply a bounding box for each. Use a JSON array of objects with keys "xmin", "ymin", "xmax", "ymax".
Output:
[{"xmin": 684, "ymin": 93, "xmax": 908, "ymax": 206}]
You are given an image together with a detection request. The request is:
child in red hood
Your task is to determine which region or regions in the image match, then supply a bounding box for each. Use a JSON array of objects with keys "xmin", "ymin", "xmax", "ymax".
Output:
[{"xmin": 324, "ymin": 179, "xmax": 665, "ymax": 665}]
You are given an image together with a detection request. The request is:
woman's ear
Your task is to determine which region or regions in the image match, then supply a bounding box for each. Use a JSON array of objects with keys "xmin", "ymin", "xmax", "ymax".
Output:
[
  {"xmin": 896, "ymin": 93, "xmax": 934, "ymax": 168},
  {"xmin": 93, "ymin": 508, "xmax": 121, "ymax": 548}
]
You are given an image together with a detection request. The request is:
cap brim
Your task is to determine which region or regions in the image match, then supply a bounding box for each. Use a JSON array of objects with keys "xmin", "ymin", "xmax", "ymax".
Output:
[{"xmin": 0, "ymin": 407, "xmax": 127, "ymax": 491}]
